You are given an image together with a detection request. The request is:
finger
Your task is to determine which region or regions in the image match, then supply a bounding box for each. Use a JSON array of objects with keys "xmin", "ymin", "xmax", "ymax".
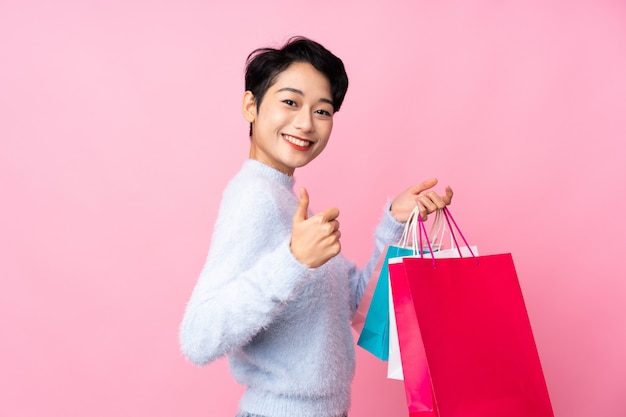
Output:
[
  {"xmin": 326, "ymin": 219, "xmax": 340, "ymax": 234},
  {"xmin": 319, "ymin": 207, "xmax": 340, "ymax": 222},
  {"xmin": 325, "ymin": 228, "xmax": 342, "ymax": 243},
  {"xmin": 328, "ymin": 234, "xmax": 342, "ymax": 256},
  {"xmin": 444, "ymin": 186, "xmax": 454, "ymax": 205},
  {"xmin": 294, "ymin": 187, "xmax": 310, "ymax": 222},
  {"xmin": 417, "ymin": 202, "xmax": 429, "ymax": 222},
  {"xmin": 416, "ymin": 196, "xmax": 438, "ymax": 219},
  {"xmin": 423, "ymin": 191, "xmax": 448, "ymax": 210},
  {"xmin": 409, "ymin": 178, "xmax": 438, "ymax": 195}
]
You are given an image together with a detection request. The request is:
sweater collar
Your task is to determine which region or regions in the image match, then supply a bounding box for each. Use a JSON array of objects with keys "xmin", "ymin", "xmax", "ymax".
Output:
[{"xmin": 243, "ymin": 159, "xmax": 296, "ymax": 188}]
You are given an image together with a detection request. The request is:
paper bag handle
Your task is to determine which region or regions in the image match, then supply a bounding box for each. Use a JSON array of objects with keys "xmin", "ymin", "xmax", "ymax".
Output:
[
  {"xmin": 417, "ymin": 207, "xmax": 478, "ymax": 265},
  {"xmin": 398, "ymin": 206, "xmax": 445, "ymax": 254},
  {"xmin": 443, "ymin": 208, "xmax": 475, "ymax": 258}
]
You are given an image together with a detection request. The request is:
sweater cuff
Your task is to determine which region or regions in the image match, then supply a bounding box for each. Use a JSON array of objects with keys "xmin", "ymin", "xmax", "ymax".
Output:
[{"xmin": 375, "ymin": 200, "xmax": 406, "ymax": 245}]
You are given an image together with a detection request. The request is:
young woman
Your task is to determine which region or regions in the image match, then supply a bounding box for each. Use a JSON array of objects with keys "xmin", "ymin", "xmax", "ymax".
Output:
[{"xmin": 179, "ymin": 36, "xmax": 453, "ymax": 417}]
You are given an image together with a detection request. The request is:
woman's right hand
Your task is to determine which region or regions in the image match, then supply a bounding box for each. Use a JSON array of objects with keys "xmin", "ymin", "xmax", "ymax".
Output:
[{"xmin": 290, "ymin": 187, "xmax": 341, "ymax": 268}]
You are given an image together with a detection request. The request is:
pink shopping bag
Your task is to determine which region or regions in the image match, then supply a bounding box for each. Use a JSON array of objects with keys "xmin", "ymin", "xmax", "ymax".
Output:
[
  {"xmin": 389, "ymin": 260, "xmax": 437, "ymax": 416},
  {"xmin": 400, "ymin": 208, "xmax": 554, "ymax": 417}
]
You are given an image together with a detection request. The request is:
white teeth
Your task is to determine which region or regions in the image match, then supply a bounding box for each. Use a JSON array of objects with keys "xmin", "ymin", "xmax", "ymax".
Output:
[{"xmin": 284, "ymin": 135, "xmax": 311, "ymax": 147}]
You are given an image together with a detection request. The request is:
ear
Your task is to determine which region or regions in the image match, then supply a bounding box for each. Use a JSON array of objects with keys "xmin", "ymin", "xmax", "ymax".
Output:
[{"xmin": 241, "ymin": 91, "xmax": 257, "ymax": 123}]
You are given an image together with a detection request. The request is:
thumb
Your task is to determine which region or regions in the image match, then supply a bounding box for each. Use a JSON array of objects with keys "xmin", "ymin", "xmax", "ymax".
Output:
[{"xmin": 294, "ymin": 187, "xmax": 310, "ymax": 222}]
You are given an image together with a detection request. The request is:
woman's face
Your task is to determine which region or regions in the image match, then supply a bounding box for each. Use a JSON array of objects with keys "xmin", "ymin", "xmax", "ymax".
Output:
[{"xmin": 243, "ymin": 62, "xmax": 335, "ymax": 176}]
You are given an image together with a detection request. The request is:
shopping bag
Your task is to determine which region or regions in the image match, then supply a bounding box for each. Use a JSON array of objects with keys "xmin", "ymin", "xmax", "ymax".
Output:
[
  {"xmin": 356, "ymin": 244, "xmax": 415, "ymax": 360},
  {"xmin": 388, "ymin": 207, "xmax": 477, "ymax": 380},
  {"xmin": 388, "ymin": 218, "xmax": 478, "ymax": 416},
  {"xmin": 389, "ymin": 260, "xmax": 436, "ymax": 415},
  {"xmin": 354, "ymin": 207, "xmax": 423, "ymax": 360},
  {"xmin": 352, "ymin": 241, "xmax": 419, "ymax": 334},
  {"xmin": 388, "ymin": 245, "xmax": 479, "ymax": 381},
  {"xmin": 400, "ymin": 208, "xmax": 554, "ymax": 417},
  {"xmin": 387, "ymin": 275, "xmax": 403, "ymax": 380},
  {"xmin": 356, "ymin": 206, "xmax": 438, "ymax": 361}
]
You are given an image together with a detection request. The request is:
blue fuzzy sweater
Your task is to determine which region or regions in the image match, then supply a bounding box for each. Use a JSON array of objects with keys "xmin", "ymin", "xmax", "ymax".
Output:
[{"xmin": 180, "ymin": 159, "xmax": 404, "ymax": 417}]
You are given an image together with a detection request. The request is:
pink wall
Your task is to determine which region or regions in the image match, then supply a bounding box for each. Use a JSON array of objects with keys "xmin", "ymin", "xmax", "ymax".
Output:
[{"xmin": 1, "ymin": 1, "xmax": 625, "ymax": 416}]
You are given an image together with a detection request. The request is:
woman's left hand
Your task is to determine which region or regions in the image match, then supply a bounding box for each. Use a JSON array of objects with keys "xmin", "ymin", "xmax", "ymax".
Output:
[{"xmin": 390, "ymin": 178, "xmax": 453, "ymax": 222}]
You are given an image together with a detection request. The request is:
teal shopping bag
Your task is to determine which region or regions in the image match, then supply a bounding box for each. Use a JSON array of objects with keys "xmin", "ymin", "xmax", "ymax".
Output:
[{"xmin": 357, "ymin": 245, "xmax": 415, "ymax": 360}]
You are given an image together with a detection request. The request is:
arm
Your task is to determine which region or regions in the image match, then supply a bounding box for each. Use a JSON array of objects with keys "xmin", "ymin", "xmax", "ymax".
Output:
[{"xmin": 179, "ymin": 187, "xmax": 309, "ymax": 365}]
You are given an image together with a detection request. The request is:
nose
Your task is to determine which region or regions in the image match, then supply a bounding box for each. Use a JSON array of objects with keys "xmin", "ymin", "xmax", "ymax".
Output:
[{"xmin": 293, "ymin": 108, "xmax": 314, "ymax": 132}]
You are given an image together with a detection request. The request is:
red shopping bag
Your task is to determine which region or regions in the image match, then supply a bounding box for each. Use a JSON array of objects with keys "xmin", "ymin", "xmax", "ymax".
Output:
[
  {"xmin": 400, "ymin": 208, "xmax": 554, "ymax": 417},
  {"xmin": 389, "ymin": 260, "xmax": 437, "ymax": 416}
]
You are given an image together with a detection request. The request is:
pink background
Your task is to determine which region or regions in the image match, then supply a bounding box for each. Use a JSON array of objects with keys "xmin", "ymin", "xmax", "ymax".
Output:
[{"xmin": 1, "ymin": 1, "xmax": 625, "ymax": 416}]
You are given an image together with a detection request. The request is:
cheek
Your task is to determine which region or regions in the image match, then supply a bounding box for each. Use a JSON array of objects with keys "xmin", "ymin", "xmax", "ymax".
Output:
[
  {"xmin": 320, "ymin": 121, "xmax": 333, "ymax": 142},
  {"xmin": 258, "ymin": 102, "xmax": 286, "ymax": 126},
  {"xmin": 314, "ymin": 134, "xmax": 331, "ymax": 155},
  {"xmin": 316, "ymin": 117, "xmax": 333, "ymax": 134}
]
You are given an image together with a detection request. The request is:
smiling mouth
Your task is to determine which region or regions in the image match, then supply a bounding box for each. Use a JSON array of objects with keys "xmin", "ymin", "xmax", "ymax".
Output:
[{"xmin": 283, "ymin": 134, "xmax": 312, "ymax": 148}]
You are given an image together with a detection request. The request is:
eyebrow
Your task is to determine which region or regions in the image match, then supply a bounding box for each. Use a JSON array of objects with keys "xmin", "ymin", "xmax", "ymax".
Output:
[{"xmin": 276, "ymin": 87, "xmax": 334, "ymax": 106}]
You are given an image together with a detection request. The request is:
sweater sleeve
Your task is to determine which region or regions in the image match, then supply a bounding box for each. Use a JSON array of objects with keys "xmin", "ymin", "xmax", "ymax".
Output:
[{"xmin": 179, "ymin": 183, "xmax": 310, "ymax": 365}]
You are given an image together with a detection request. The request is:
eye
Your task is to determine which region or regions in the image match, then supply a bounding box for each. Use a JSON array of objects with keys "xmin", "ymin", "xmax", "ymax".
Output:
[
  {"xmin": 315, "ymin": 109, "xmax": 332, "ymax": 117},
  {"xmin": 283, "ymin": 99, "xmax": 297, "ymax": 107}
]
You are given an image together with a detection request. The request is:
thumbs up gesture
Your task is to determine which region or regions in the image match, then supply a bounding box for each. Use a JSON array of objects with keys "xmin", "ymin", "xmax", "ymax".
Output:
[{"xmin": 290, "ymin": 187, "xmax": 341, "ymax": 268}]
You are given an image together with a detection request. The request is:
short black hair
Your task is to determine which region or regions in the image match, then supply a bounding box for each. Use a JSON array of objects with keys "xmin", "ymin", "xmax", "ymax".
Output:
[{"xmin": 244, "ymin": 36, "xmax": 349, "ymax": 135}]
